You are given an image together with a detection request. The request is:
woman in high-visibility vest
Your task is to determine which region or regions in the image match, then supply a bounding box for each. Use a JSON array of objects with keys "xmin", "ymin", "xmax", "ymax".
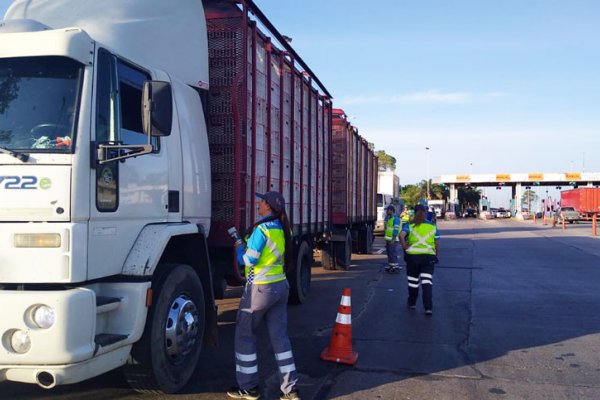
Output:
[
  {"xmin": 400, "ymin": 208, "xmax": 411, "ymax": 224},
  {"xmin": 227, "ymin": 192, "xmax": 300, "ymax": 400},
  {"xmin": 400, "ymin": 204, "xmax": 440, "ymax": 315},
  {"xmin": 384, "ymin": 205, "xmax": 401, "ymax": 272}
]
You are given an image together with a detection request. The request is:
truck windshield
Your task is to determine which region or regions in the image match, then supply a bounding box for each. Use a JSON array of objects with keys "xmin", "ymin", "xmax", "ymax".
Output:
[{"xmin": 0, "ymin": 56, "xmax": 83, "ymax": 152}]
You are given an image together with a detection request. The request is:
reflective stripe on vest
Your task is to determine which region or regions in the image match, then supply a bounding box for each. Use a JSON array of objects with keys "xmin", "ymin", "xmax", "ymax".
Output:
[
  {"xmin": 384, "ymin": 216, "xmax": 400, "ymax": 241},
  {"xmin": 246, "ymin": 224, "xmax": 286, "ymax": 285},
  {"xmin": 406, "ymin": 223, "xmax": 437, "ymax": 255}
]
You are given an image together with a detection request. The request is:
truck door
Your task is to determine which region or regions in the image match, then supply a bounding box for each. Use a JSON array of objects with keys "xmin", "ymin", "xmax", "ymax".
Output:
[{"xmin": 88, "ymin": 49, "xmax": 169, "ymax": 280}]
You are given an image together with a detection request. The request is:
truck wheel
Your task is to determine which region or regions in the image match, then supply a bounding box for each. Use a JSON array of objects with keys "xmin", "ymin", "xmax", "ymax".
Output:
[
  {"xmin": 124, "ymin": 264, "xmax": 205, "ymax": 393},
  {"xmin": 289, "ymin": 241, "xmax": 312, "ymax": 304},
  {"xmin": 334, "ymin": 230, "xmax": 352, "ymax": 270},
  {"xmin": 213, "ymin": 276, "xmax": 227, "ymax": 300},
  {"xmin": 320, "ymin": 242, "xmax": 336, "ymax": 271},
  {"xmin": 358, "ymin": 226, "xmax": 373, "ymax": 254}
]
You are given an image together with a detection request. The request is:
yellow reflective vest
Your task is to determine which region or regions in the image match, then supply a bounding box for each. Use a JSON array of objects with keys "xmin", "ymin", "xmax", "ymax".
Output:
[
  {"xmin": 405, "ymin": 222, "xmax": 438, "ymax": 255},
  {"xmin": 242, "ymin": 220, "xmax": 286, "ymax": 285}
]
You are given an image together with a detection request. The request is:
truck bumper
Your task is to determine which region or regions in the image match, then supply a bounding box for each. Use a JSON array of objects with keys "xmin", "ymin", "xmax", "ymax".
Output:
[
  {"xmin": 0, "ymin": 346, "xmax": 131, "ymax": 387},
  {"xmin": 0, "ymin": 288, "xmax": 97, "ymax": 364}
]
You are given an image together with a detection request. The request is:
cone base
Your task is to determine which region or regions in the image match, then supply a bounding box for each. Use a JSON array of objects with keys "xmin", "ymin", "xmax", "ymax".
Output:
[{"xmin": 320, "ymin": 347, "xmax": 358, "ymax": 366}]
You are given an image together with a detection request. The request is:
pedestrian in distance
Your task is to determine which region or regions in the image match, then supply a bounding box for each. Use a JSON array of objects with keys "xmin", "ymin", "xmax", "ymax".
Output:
[
  {"xmin": 384, "ymin": 205, "xmax": 402, "ymax": 273},
  {"xmin": 400, "ymin": 204, "xmax": 440, "ymax": 315},
  {"xmin": 227, "ymin": 191, "xmax": 300, "ymax": 400},
  {"xmin": 426, "ymin": 206, "xmax": 437, "ymax": 225},
  {"xmin": 400, "ymin": 208, "xmax": 411, "ymax": 224}
]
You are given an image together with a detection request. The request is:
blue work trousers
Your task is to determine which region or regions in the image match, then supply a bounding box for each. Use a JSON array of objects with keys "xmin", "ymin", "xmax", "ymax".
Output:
[{"xmin": 234, "ymin": 280, "xmax": 298, "ymax": 395}]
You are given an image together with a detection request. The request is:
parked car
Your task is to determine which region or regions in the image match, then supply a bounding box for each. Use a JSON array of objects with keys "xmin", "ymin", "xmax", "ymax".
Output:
[
  {"xmin": 463, "ymin": 208, "xmax": 477, "ymax": 218},
  {"xmin": 556, "ymin": 207, "xmax": 579, "ymax": 224},
  {"xmin": 496, "ymin": 208, "xmax": 511, "ymax": 218}
]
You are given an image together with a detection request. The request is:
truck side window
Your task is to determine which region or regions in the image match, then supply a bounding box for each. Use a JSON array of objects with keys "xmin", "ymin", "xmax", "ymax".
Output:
[
  {"xmin": 116, "ymin": 61, "xmax": 159, "ymax": 151},
  {"xmin": 95, "ymin": 48, "xmax": 158, "ymax": 151}
]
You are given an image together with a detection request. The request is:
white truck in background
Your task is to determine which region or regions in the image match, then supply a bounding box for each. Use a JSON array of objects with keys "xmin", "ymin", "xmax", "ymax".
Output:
[
  {"xmin": 375, "ymin": 171, "xmax": 400, "ymax": 233},
  {"xmin": 428, "ymin": 199, "xmax": 446, "ymax": 219}
]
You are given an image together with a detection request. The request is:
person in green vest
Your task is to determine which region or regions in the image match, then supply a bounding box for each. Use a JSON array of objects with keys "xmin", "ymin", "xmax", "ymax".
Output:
[
  {"xmin": 400, "ymin": 208, "xmax": 411, "ymax": 224},
  {"xmin": 384, "ymin": 205, "xmax": 401, "ymax": 272},
  {"xmin": 400, "ymin": 204, "xmax": 440, "ymax": 315},
  {"xmin": 227, "ymin": 192, "xmax": 300, "ymax": 400}
]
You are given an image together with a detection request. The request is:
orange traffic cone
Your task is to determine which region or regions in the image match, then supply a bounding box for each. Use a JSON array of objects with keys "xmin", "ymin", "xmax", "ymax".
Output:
[{"xmin": 320, "ymin": 288, "xmax": 358, "ymax": 365}]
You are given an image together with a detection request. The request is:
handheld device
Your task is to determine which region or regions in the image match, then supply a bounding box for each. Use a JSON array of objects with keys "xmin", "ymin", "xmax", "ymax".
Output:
[{"xmin": 227, "ymin": 227, "xmax": 243, "ymax": 245}]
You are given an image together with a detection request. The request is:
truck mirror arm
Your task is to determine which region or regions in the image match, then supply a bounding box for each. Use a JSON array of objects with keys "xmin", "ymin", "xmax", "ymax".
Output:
[{"xmin": 96, "ymin": 143, "xmax": 153, "ymax": 165}]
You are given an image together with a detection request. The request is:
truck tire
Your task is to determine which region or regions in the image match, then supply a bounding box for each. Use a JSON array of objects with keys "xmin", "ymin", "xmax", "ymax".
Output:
[
  {"xmin": 289, "ymin": 241, "xmax": 312, "ymax": 304},
  {"xmin": 320, "ymin": 242, "xmax": 336, "ymax": 270},
  {"xmin": 124, "ymin": 264, "xmax": 205, "ymax": 393},
  {"xmin": 334, "ymin": 230, "xmax": 352, "ymax": 270},
  {"xmin": 358, "ymin": 226, "xmax": 373, "ymax": 254}
]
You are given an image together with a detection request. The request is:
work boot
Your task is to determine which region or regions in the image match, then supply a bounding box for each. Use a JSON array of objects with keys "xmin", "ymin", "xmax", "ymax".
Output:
[
  {"xmin": 280, "ymin": 389, "xmax": 301, "ymax": 400},
  {"xmin": 425, "ymin": 309, "xmax": 433, "ymax": 316},
  {"xmin": 226, "ymin": 386, "xmax": 261, "ymax": 400}
]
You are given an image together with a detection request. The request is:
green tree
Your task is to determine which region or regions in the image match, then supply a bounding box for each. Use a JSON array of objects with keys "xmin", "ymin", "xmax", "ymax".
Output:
[
  {"xmin": 376, "ymin": 150, "xmax": 396, "ymax": 171},
  {"xmin": 400, "ymin": 184, "xmax": 422, "ymax": 208},
  {"xmin": 521, "ymin": 189, "xmax": 538, "ymax": 210},
  {"xmin": 458, "ymin": 186, "xmax": 482, "ymax": 209},
  {"xmin": 429, "ymin": 182, "xmax": 449, "ymax": 200},
  {"xmin": 401, "ymin": 181, "xmax": 450, "ymax": 207}
]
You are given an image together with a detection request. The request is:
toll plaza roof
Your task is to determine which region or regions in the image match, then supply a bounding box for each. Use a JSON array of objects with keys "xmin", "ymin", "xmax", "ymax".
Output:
[{"xmin": 435, "ymin": 172, "xmax": 600, "ymax": 187}]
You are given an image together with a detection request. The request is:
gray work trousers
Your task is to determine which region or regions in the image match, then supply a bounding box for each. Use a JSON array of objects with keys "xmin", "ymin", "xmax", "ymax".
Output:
[
  {"xmin": 386, "ymin": 240, "xmax": 400, "ymax": 268},
  {"xmin": 234, "ymin": 279, "xmax": 298, "ymax": 394}
]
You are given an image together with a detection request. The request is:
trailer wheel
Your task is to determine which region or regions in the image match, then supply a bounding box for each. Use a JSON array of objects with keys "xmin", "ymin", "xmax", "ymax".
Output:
[
  {"xmin": 334, "ymin": 230, "xmax": 352, "ymax": 270},
  {"xmin": 124, "ymin": 264, "xmax": 205, "ymax": 393},
  {"xmin": 320, "ymin": 242, "xmax": 336, "ymax": 271},
  {"xmin": 289, "ymin": 241, "xmax": 312, "ymax": 304},
  {"xmin": 358, "ymin": 226, "xmax": 374, "ymax": 254}
]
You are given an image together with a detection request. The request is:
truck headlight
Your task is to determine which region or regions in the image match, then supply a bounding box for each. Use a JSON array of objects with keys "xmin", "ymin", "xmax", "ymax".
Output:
[
  {"xmin": 32, "ymin": 305, "xmax": 56, "ymax": 329},
  {"xmin": 14, "ymin": 233, "xmax": 61, "ymax": 248},
  {"xmin": 10, "ymin": 330, "xmax": 32, "ymax": 354}
]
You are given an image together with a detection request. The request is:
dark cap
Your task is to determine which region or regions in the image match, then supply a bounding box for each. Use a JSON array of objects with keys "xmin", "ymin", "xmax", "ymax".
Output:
[
  {"xmin": 414, "ymin": 204, "xmax": 427, "ymax": 213},
  {"xmin": 386, "ymin": 205, "xmax": 395, "ymax": 212},
  {"xmin": 256, "ymin": 191, "xmax": 285, "ymax": 213}
]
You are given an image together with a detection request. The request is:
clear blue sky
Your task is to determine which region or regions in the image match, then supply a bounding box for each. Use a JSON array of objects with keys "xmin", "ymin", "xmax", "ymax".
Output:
[{"xmin": 3, "ymin": 0, "xmax": 599, "ymax": 207}]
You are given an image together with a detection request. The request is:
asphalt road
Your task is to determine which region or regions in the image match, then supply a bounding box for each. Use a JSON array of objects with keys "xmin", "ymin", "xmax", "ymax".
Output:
[{"xmin": 5, "ymin": 218, "xmax": 600, "ymax": 400}]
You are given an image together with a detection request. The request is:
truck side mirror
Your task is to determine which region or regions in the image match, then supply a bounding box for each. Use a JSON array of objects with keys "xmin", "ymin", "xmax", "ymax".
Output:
[{"xmin": 142, "ymin": 81, "xmax": 172, "ymax": 137}]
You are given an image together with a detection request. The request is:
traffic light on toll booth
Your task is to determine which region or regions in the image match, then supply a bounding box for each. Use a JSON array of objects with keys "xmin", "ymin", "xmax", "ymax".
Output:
[
  {"xmin": 556, "ymin": 186, "xmax": 562, "ymax": 190},
  {"xmin": 525, "ymin": 186, "xmax": 531, "ymax": 189}
]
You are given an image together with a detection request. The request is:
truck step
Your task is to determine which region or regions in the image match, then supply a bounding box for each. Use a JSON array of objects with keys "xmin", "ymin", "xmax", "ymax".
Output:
[
  {"xmin": 94, "ymin": 333, "xmax": 128, "ymax": 347},
  {"xmin": 96, "ymin": 296, "xmax": 122, "ymax": 314}
]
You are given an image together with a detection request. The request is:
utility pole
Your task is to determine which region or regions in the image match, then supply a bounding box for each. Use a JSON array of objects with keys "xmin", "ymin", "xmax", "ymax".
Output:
[{"xmin": 426, "ymin": 147, "xmax": 430, "ymax": 200}]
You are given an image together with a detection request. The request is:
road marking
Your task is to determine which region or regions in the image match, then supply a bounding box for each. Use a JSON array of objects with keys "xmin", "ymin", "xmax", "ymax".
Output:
[{"xmin": 376, "ymin": 248, "xmax": 385, "ymax": 255}]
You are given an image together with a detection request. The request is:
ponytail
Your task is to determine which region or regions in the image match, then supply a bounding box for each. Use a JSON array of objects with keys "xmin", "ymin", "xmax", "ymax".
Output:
[{"xmin": 279, "ymin": 209, "xmax": 293, "ymax": 272}]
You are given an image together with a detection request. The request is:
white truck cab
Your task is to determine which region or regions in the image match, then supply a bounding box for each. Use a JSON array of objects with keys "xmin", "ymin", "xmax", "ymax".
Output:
[{"xmin": 1, "ymin": 0, "xmax": 216, "ymax": 392}]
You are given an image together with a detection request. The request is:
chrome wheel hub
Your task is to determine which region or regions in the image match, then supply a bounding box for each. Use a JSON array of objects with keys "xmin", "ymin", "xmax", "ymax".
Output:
[{"xmin": 164, "ymin": 295, "xmax": 199, "ymax": 364}]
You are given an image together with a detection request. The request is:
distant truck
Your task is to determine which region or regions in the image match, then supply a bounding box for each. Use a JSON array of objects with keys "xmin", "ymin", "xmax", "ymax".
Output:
[
  {"xmin": 375, "ymin": 171, "xmax": 400, "ymax": 233},
  {"xmin": 560, "ymin": 188, "xmax": 600, "ymax": 220},
  {"xmin": 428, "ymin": 199, "xmax": 446, "ymax": 219}
]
